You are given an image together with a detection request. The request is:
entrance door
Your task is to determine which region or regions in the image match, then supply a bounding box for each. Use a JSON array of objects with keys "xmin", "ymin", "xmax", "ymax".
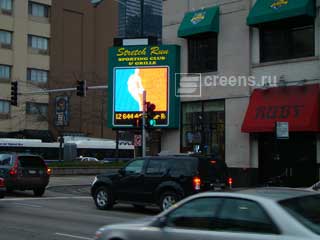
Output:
[{"xmin": 259, "ymin": 133, "xmax": 317, "ymax": 187}]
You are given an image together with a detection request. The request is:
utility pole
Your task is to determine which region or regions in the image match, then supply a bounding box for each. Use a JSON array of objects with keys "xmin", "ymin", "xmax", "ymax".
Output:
[{"xmin": 142, "ymin": 91, "xmax": 146, "ymax": 157}]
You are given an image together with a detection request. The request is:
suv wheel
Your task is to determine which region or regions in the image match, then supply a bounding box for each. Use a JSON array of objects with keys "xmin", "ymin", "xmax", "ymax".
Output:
[
  {"xmin": 159, "ymin": 191, "xmax": 180, "ymax": 211},
  {"xmin": 33, "ymin": 187, "xmax": 45, "ymax": 197},
  {"xmin": 94, "ymin": 186, "xmax": 113, "ymax": 210}
]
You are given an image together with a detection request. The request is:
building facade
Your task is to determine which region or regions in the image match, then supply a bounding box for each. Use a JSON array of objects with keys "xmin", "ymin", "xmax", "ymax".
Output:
[
  {"xmin": 0, "ymin": 0, "xmax": 51, "ymax": 140},
  {"xmin": 162, "ymin": 0, "xmax": 320, "ymax": 187},
  {"xmin": 118, "ymin": 0, "xmax": 162, "ymax": 39},
  {"xmin": 49, "ymin": 0, "xmax": 118, "ymax": 140}
]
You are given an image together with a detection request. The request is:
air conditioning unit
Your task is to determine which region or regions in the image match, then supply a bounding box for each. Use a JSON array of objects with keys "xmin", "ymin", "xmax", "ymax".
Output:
[
  {"xmin": 1, "ymin": 9, "xmax": 12, "ymax": 16},
  {"xmin": 1, "ymin": 43, "xmax": 12, "ymax": 49},
  {"xmin": 38, "ymin": 49, "xmax": 48, "ymax": 55}
]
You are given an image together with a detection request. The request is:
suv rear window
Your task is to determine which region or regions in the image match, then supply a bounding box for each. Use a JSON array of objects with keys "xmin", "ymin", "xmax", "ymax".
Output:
[
  {"xmin": 0, "ymin": 154, "xmax": 13, "ymax": 166},
  {"xmin": 18, "ymin": 156, "xmax": 45, "ymax": 168},
  {"xmin": 169, "ymin": 158, "xmax": 197, "ymax": 176},
  {"xmin": 198, "ymin": 157, "xmax": 228, "ymax": 181}
]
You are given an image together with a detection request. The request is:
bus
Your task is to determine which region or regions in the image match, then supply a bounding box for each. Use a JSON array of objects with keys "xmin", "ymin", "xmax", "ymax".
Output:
[{"xmin": 0, "ymin": 138, "xmax": 134, "ymax": 161}]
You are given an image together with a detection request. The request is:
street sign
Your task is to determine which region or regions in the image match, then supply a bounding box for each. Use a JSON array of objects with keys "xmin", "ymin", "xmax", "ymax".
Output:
[
  {"xmin": 134, "ymin": 134, "xmax": 142, "ymax": 147},
  {"xmin": 276, "ymin": 122, "xmax": 289, "ymax": 139}
]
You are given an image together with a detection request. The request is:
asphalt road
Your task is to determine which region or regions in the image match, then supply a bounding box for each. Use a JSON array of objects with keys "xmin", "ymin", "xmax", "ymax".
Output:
[{"xmin": 0, "ymin": 176, "xmax": 158, "ymax": 240}]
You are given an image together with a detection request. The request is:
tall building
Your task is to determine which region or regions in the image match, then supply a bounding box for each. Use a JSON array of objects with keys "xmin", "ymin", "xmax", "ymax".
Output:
[
  {"xmin": 49, "ymin": 0, "xmax": 118, "ymax": 140},
  {"xmin": 118, "ymin": 0, "xmax": 162, "ymax": 39},
  {"xmin": 0, "ymin": 0, "xmax": 52, "ymax": 140}
]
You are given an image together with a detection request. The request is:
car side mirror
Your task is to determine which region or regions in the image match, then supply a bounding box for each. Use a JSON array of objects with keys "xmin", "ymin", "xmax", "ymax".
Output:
[{"xmin": 313, "ymin": 182, "xmax": 320, "ymax": 191}]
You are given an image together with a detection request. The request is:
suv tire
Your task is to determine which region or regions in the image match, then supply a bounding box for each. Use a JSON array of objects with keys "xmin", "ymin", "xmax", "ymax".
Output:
[
  {"xmin": 94, "ymin": 186, "xmax": 114, "ymax": 210},
  {"xmin": 33, "ymin": 187, "xmax": 45, "ymax": 197},
  {"xmin": 159, "ymin": 191, "xmax": 180, "ymax": 211}
]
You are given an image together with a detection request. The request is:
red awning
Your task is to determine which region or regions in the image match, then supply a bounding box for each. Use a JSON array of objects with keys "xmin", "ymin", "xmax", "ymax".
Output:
[{"xmin": 242, "ymin": 84, "xmax": 320, "ymax": 132}]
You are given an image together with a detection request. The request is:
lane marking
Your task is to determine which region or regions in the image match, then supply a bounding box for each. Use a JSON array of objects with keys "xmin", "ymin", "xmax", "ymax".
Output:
[
  {"xmin": 2, "ymin": 196, "xmax": 91, "ymax": 201},
  {"xmin": 55, "ymin": 233, "xmax": 93, "ymax": 240},
  {"xmin": 13, "ymin": 202, "xmax": 42, "ymax": 208}
]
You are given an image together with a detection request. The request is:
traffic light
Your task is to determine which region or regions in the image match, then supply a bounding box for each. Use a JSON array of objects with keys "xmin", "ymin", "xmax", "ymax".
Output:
[
  {"xmin": 11, "ymin": 81, "xmax": 18, "ymax": 106},
  {"xmin": 76, "ymin": 80, "xmax": 87, "ymax": 97},
  {"xmin": 146, "ymin": 102, "xmax": 156, "ymax": 128}
]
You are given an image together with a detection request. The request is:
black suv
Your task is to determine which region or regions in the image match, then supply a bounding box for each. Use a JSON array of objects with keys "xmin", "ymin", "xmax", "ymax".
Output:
[
  {"xmin": 91, "ymin": 155, "xmax": 230, "ymax": 211},
  {"xmin": 0, "ymin": 153, "xmax": 51, "ymax": 196}
]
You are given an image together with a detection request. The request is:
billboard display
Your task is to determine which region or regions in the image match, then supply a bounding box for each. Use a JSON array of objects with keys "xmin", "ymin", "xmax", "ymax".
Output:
[{"xmin": 108, "ymin": 45, "xmax": 180, "ymax": 128}]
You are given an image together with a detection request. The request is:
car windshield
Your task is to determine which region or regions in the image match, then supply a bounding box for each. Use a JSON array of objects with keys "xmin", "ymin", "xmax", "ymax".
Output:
[
  {"xmin": 18, "ymin": 156, "xmax": 45, "ymax": 168},
  {"xmin": 279, "ymin": 195, "xmax": 320, "ymax": 235}
]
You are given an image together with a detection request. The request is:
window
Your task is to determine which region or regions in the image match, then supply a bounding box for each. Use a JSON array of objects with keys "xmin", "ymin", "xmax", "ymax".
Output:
[
  {"xmin": 27, "ymin": 68, "xmax": 48, "ymax": 83},
  {"xmin": 28, "ymin": 35, "xmax": 49, "ymax": 53},
  {"xmin": 188, "ymin": 33, "xmax": 217, "ymax": 73},
  {"xmin": 280, "ymin": 195, "xmax": 320, "ymax": 235},
  {"xmin": 0, "ymin": 154, "xmax": 12, "ymax": 166},
  {"xmin": 28, "ymin": 1, "xmax": 49, "ymax": 18},
  {"xmin": 166, "ymin": 197, "xmax": 223, "ymax": 230},
  {"xmin": 124, "ymin": 159, "xmax": 144, "ymax": 174},
  {"xmin": 181, "ymin": 101, "xmax": 225, "ymax": 156},
  {"xmin": 0, "ymin": 100, "xmax": 10, "ymax": 114},
  {"xmin": 146, "ymin": 159, "xmax": 169, "ymax": 174},
  {"xmin": 0, "ymin": 64, "xmax": 11, "ymax": 80},
  {"xmin": 260, "ymin": 24, "xmax": 314, "ymax": 62},
  {"xmin": 26, "ymin": 102, "xmax": 48, "ymax": 118},
  {"xmin": 0, "ymin": 30, "xmax": 12, "ymax": 48},
  {"xmin": 216, "ymin": 198, "xmax": 280, "ymax": 234},
  {"xmin": 0, "ymin": 0, "xmax": 12, "ymax": 14}
]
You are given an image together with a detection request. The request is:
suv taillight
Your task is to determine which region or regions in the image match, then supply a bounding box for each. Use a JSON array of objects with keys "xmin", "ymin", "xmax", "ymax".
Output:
[
  {"xmin": 46, "ymin": 167, "xmax": 51, "ymax": 175},
  {"xmin": 0, "ymin": 178, "xmax": 4, "ymax": 187},
  {"xmin": 193, "ymin": 177, "xmax": 201, "ymax": 190},
  {"xmin": 228, "ymin": 177, "xmax": 233, "ymax": 188},
  {"xmin": 9, "ymin": 158, "xmax": 18, "ymax": 176}
]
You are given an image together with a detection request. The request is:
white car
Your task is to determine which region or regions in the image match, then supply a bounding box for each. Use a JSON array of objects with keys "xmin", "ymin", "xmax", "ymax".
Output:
[
  {"xmin": 80, "ymin": 157, "xmax": 99, "ymax": 162},
  {"xmin": 95, "ymin": 188, "xmax": 320, "ymax": 240}
]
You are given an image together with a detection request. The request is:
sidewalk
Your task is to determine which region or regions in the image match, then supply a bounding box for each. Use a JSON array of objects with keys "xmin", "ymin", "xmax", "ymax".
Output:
[{"xmin": 48, "ymin": 175, "xmax": 96, "ymax": 187}]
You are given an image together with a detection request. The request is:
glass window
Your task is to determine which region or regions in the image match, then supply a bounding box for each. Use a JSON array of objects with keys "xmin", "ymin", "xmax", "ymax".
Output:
[
  {"xmin": 0, "ymin": 100, "xmax": 10, "ymax": 114},
  {"xmin": 28, "ymin": 1, "xmax": 49, "ymax": 18},
  {"xmin": 0, "ymin": 65, "xmax": 11, "ymax": 79},
  {"xmin": 125, "ymin": 159, "xmax": 144, "ymax": 174},
  {"xmin": 280, "ymin": 195, "xmax": 320, "ymax": 235},
  {"xmin": 217, "ymin": 198, "xmax": 280, "ymax": 234},
  {"xmin": 27, "ymin": 68, "xmax": 48, "ymax": 83},
  {"xmin": 0, "ymin": 154, "xmax": 12, "ymax": 166},
  {"xmin": 0, "ymin": 30, "xmax": 12, "ymax": 46},
  {"xmin": 18, "ymin": 156, "xmax": 45, "ymax": 168},
  {"xmin": 146, "ymin": 159, "xmax": 169, "ymax": 174},
  {"xmin": 0, "ymin": 0, "xmax": 12, "ymax": 11},
  {"xmin": 26, "ymin": 102, "xmax": 48, "ymax": 118},
  {"xmin": 188, "ymin": 33, "xmax": 218, "ymax": 73},
  {"xmin": 28, "ymin": 35, "xmax": 49, "ymax": 51},
  {"xmin": 181, "ymin": 100, "xmax": 225, "ymax": 156},
  {"xmin": 166, "ymin": 197, "xmax": 223, "ymax": 230},
  {"xmin": 260, "ymin": 24, "xmax": 314, "ymax": 63}
]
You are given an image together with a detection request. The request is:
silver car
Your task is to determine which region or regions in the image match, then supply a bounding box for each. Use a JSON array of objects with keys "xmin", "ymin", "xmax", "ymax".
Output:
[{"xmin": 94, "ymin": 188, "xmax": 320, "ymax": 240}]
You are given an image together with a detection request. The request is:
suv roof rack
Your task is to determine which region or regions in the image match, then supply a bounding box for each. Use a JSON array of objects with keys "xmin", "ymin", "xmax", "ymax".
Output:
[{"xmin": 157, "ymin": 151, "xmax": 197, "ymax": 156}]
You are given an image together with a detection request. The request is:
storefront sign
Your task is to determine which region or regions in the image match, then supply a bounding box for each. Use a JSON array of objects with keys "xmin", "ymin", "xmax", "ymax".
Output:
[
  {"xmin": 255, "ymin": 105, "xmax": 303, "ymax": 120},
  {"xmin": 270, "ymin": 0, "xmax": 288, "ymax": 10},
  {"xmin": 108, "ymin": 45, "xmax": 180, "ymax": 128},
  {"xmin": 276, "ymin": 122, "xmax": 289, "ymax": 139},
  {"xmin": 55, "ymin": 96, "xmax": 69, "ymax": 127},
  {"xmin": 191, "ymin": 12, "xmax": 206, "ymax": 24}
]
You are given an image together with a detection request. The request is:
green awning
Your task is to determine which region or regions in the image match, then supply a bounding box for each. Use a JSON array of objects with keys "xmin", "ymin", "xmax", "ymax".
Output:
[
  {"xmin": 178, "ymin": 6, "xmax": 219, "ymax": 38},
  {"xmin": 247, "ymin": 0, "xmax": 315, "ymax": 26}
]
